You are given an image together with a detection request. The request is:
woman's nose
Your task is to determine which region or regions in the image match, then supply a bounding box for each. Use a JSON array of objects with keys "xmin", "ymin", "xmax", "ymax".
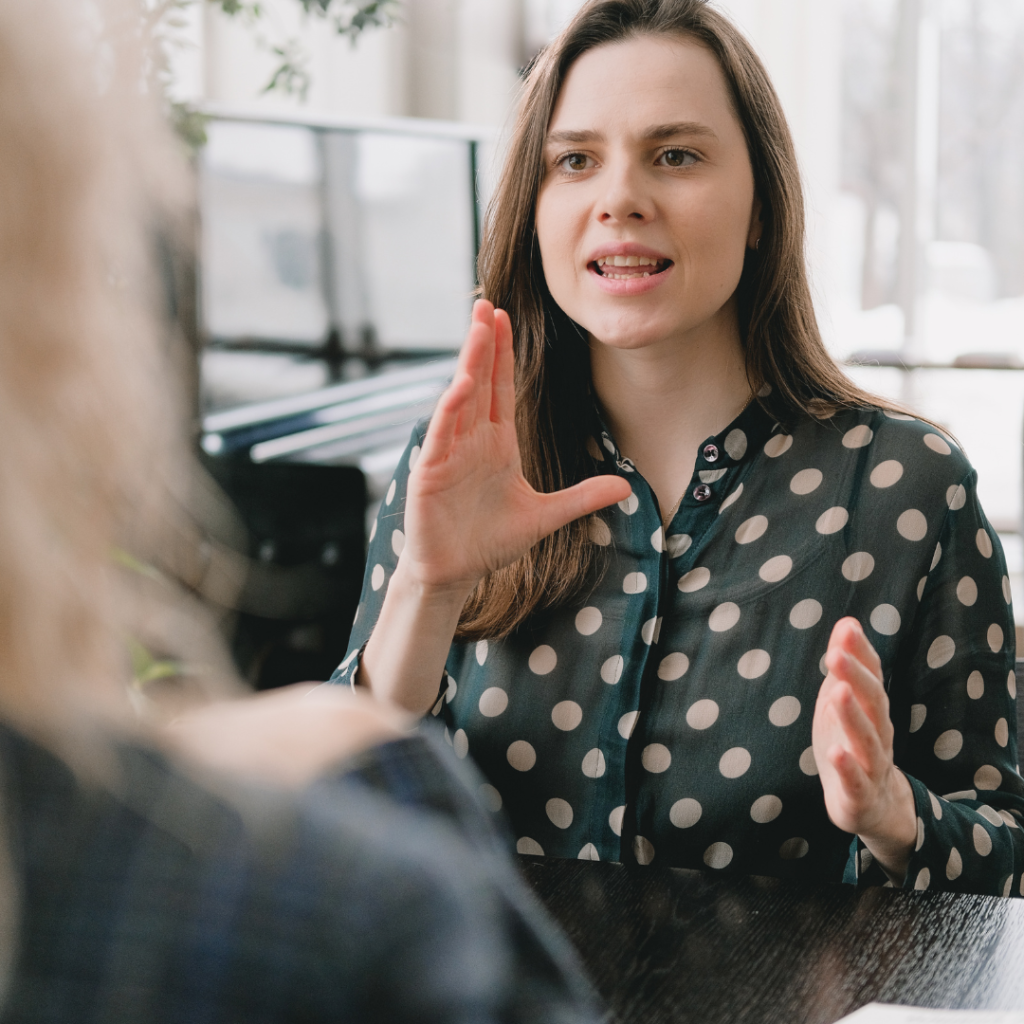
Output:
[{"xmin": 596, "ymin": 161, "xmax": 652, "ymax": 224}]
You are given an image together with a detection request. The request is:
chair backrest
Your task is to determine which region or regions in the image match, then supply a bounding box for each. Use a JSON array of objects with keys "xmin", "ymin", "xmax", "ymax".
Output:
[{"xmin": 202, "ymin": 456, "xmax": 366, "ymax": 690}]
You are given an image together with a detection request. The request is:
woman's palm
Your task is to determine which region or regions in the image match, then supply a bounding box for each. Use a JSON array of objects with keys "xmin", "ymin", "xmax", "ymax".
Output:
[{"xmin": 401, "ymin": 302, "xmax": 629, "ymax": 593}]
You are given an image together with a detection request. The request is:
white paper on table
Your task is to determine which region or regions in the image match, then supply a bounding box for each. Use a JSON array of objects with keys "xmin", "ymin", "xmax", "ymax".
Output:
[{"xmin": 837, "ymin": 1005, "xmax": 1024, "ymax": 1024}]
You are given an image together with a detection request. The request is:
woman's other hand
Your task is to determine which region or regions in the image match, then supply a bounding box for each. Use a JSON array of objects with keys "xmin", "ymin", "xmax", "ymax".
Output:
[
  {"xmin": 403, "ymin": 299, "xmax": 631, "ymax": 595},
  {"xmin": 813, "ymin": 617, "xmax": 917, "ymax": 881}
]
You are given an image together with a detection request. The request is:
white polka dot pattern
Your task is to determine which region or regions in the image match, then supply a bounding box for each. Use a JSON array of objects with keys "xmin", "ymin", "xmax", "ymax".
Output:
[
  {"xmin": 738, "ymin": 650, "xmax": 771, "ymax": 680},
  {"xmin": 709, "ymin": 603, "xmax": 741, "ymax": 632},
  {"xmin": 686, "ymin": 700, "xmax": 719, "ymax": 730},
  {"xmin": 517, "ymin": 837, "xmax": 544, "ymax": 856},
  {"xmin": 581, "ymin": 748, "xmax": 606, "ymax": 778},
  {"xmin": 842, "ymin": 552, "xmax": 875, "ymax": 581},
  {"xmin": 870, "ymin": 460, "xmax": 904, "ymax": 488},
  {"xmin": 642, "ymin": 744, "xmax": 672, "ymax": 773},
  {"xmin": 967, "ymin": 671, "xmax": 984, "ymax": 699},
  {"xmin": 897, "ymin": 509, "xmax": 928, "ymax": 541},
  {"xmin": 608, "ymin": 806, "xmax": 625, "ymax": 837},
  {"xmin": 924, "ymin": 433, "xmax": 952, "ymax": 455},
  {"xmin": 588, "ymin": 516, "xmax": 612, "ymax": 546},
  {"xmin": 601, "ymin": 656, "xmax": 623, "ymax": 685},
  {"xmin": 479, "ymin": 688, "xmax": 508, "ymax": 717},
  {"xmin": 790, "ymin": 599, "xmax": 823, "ymax": 629},
  {"xmin": 670, "ymin": 798, "xmax": 702, "ymax": 828},
  {"xmin": 507, "ymin": 741, "xmax": 536, "ymax": 771},
  {"xmin": 719, "ymin": 747, "xmax": 751, "ymax": 778},
  {"xmin": 759, "ymin": 555, "xmax": 793, "ymax": 582},
  {"xmin": 869, "ymin": 604, "xmax": 901, "ymax": 635},
  {"xmin": 725, "ymin": 429, "xmax": 748, "ymax": 459},
  {"xmin": 575, "ymin": 606, "xmax": 603, "ymax": 634},
  {"xmin": 528, "ymin": 645, "xmax": 557, "ymax": 675},
  {"xmin": 657, "ymin": 653, "xmax": 690, "ymax": 681},
  {"xmin": 816, "ymin": 506, "xmax": 849, "ymax": 534},
  {"xmin": 790, "ymin": 469, "xmax": 823, "ymax": 495},
  {"xmin": 704, "ymin": 842, "xmax": 733, "ymax": 869},
  {"xmin": 546, "ymin": 798, "xmax": 573, "ymax": 829},
  {"xmin": 666, "ymin": 533, "xmax": 691, "ymax": 557},
  {"xmin": 927, "ymin": 635, "xmax": 955, "ymax": 669},
  {"xmin": 578, "ymin": 843, "xmax": 600, "ymax": 861},
  {"xmin": 750, "ymin": 795, "xmax": 782, "ymax": 823},
  {"xmin": 947, "ymin": 484, "xmax": 966, "ymax": 510},
  {"xmin": 622, "ymin": 573, "xmax": 647, "ymax": 595},
  {"xmin": 633, "ymin": 836, "xmax": 655, "ymax": 865},
  {"xmin": 735, "ymin": 515, "xmax": 768, "ymax": 544},
  {"xmin": 957, "ymin": 577, "xmax": 978, "ymax": 606},
  {"xmin": 618, "ymin": 711, "xmax": 639, "ymax": 739},
  {"xmin": 678, "ymin": 567, "xmax": 711, "ymax": 592},
  {"xmin": 551, "ymin": 701, "xmax": 583, "ymax": 731},
  {"xmin": 843, "ymin": 425, "xmax": 874, "ymax": 448},
  {"xmin": 764, "ymin": 434, "xmax": 792, "ymax": 457},
  {"xmin": 768, "ymin": 696, "xmax": 801, "ymax": 726}
]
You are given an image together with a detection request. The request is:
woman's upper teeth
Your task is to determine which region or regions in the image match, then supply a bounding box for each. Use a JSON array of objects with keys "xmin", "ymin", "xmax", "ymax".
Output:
[{"xmin": 596, "ymin": 255, "xmax": 663, "ymax": 267}]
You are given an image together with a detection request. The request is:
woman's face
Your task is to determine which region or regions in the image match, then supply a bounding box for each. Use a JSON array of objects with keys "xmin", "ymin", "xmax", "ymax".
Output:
[{"xmin": 535, "ymin": 34, "xmax": 761, "ymax": 354}]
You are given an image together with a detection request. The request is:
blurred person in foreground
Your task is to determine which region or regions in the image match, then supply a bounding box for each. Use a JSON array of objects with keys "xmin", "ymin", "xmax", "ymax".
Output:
[{"xmin": 0, "ymin": 1, "xmax": 600, "ymax": 1021}]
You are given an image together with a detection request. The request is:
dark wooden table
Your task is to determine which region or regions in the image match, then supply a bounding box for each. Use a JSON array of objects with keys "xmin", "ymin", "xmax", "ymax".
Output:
[{"xmin": 522, "ymin": 857, "xmax": 1024, "ymax": 1024}]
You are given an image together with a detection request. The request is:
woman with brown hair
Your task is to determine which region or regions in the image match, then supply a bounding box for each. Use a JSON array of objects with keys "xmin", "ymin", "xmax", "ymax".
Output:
[{"xmin": 338, "ymin": 0, "xmax": 1024, "ymax": 895}]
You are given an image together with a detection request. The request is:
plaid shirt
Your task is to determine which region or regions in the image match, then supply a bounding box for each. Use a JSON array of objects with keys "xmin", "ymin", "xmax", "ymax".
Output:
[{"xmin": 0, "ymin": 722, "xmax": 599, "ymax": 1023}]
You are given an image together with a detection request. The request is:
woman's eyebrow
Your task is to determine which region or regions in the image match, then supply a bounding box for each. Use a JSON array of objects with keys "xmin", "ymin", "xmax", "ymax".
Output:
[
  {"xmin": 545, "ymin": 122, "xmax": 719, "ymax": 146},
  {"xmin": 642, "ymin": 121, "xmax": 719, "ymax": 141}
]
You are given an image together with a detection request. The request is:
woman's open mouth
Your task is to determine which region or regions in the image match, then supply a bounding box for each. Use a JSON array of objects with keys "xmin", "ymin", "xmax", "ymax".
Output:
[{"xmin": 592, "ymin": 255, "xmax": 673, "ymax": 280}]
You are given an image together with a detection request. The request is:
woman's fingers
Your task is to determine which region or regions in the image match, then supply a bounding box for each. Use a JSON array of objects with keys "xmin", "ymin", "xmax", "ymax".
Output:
[
  {"xmin": 827, "ymin": 743, "xmax": 874, "ymax": 814},
  {"xmin": 457, "ymin": 301, "xmax": 497, "ymax": 431},
  {"xmin": 419, "ymin": 370, "xmax": 476, "ymax": 467},
  {"xmin": 828, "ymin": 617, "xmax": 882, "ymax": 676},
  {"xmin": 830, "ymin": 682, "xmax": 885, "ymax": 776},
  {"xmin": 534, "ymin": 475, "xmax": 633, "ymax": 540},
  {"xmin": 490, "ymin": 308, "xmax": 516, "ymax": 425}
]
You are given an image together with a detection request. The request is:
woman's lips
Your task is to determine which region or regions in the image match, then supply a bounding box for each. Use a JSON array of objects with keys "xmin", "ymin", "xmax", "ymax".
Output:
[
  {"xmin": 588, "ymin": 257, "xmax": 674, "ymax": 295},
  {"xmin": 591, "ymin": 255, "xmax": 672, "ymax": 280}
]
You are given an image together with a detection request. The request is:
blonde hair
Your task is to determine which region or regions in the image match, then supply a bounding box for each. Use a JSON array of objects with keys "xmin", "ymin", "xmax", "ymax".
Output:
[{"xmin": 0, "ymin": 0, "xmax": 232, "ymax": 758}]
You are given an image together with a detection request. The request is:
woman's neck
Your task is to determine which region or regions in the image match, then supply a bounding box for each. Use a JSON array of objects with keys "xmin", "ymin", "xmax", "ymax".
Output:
[{"xmin": 589, "ymin": 306, "xmax": 751, "ymax": 523}]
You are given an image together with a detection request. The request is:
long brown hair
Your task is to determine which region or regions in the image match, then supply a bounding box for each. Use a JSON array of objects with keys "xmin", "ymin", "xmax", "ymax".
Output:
[{"xmin": 458, "ymin": 0, "xmax": 898, "ymax": 641}]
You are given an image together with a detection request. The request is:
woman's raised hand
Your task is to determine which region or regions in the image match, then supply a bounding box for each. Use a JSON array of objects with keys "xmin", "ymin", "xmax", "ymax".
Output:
[
  {"xmin": 401, "ymin": 299, "xmax": 631, "ymax": 596},
  {"xmin": 812, "ymin": 617, "xmax": 917, "ymax": 880}
]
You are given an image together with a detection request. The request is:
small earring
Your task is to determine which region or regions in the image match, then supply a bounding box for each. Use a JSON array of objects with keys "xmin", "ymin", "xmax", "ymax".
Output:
[{"xmin": 754, "ymin": 237, "xmax": 761, "ymax": 251}]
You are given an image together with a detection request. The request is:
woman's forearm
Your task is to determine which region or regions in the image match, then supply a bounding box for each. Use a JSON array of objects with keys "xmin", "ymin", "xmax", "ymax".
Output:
[{"xmin": 356, "ymin": 558, "xmax": 474, "ymax": 714}]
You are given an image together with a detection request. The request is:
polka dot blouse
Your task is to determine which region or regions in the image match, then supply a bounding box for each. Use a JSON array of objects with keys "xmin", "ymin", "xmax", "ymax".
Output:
[{"xmin": 333, "ymin": 402, "xmax": 1024, "ymax": 896}]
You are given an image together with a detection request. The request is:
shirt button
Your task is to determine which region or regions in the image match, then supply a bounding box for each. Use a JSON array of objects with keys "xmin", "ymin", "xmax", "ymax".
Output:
[
  {"xmin": 703, "ymin": 444, "xmax": 719, "ymax": 463},
  {"xmin": 693, "ymin": 484, "xmax": 712, "ymax": 502}
]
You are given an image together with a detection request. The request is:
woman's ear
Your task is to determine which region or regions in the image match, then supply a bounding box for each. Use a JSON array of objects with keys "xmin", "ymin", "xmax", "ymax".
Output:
[{"xmin": 747, "ymin": 195, "xmax": 764, "ymax": 250}]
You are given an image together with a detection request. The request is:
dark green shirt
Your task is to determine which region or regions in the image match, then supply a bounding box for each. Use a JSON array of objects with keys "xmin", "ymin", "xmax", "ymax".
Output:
[{"xmin": 335, "ymin": 401, "xmax": 1024, "ymax": 896}]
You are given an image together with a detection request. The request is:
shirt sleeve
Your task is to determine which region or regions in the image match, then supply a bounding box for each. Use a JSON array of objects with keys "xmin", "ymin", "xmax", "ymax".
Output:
[
  {"xmin": 329, "ymin": 422, "xmax": 430, "ymax": 689},
  {"xmin": 857, "ymin": 465, "xmax": 1024, "ymax": 896}
]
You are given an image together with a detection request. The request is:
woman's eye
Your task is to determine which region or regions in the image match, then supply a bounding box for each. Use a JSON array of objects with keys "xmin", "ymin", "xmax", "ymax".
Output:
[
  {"xmin": 559, "ymin": 153, "xmax": 590, "ymax": 172},
  {"xmin": 659, "ymin": 149, "xmax": 697, "ymax": 168}
]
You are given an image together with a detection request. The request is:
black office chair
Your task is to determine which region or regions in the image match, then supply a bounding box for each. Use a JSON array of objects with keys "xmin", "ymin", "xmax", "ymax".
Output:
[{"xmin": 201, "ymin": 455, "xmax": 366, "ymax": 690}]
